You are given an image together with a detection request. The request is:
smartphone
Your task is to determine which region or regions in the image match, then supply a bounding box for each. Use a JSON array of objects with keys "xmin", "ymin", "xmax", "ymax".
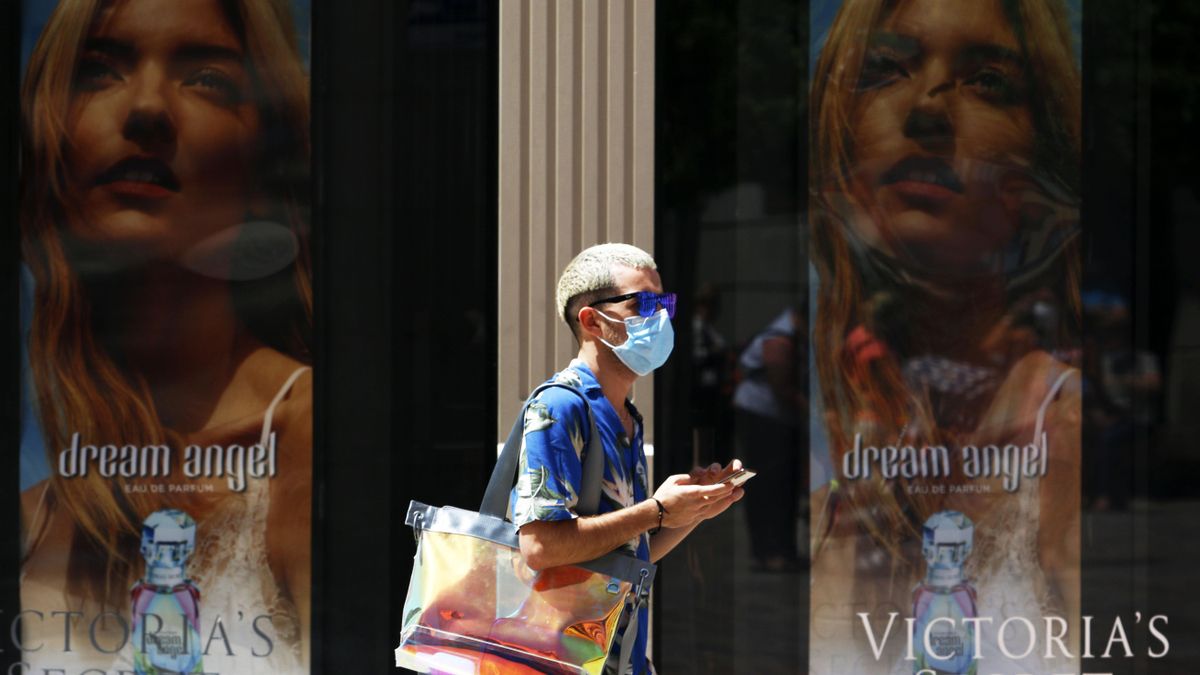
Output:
[{"xmin": 722, "ymin": 468, "xmax": 756, "ymax": 487}]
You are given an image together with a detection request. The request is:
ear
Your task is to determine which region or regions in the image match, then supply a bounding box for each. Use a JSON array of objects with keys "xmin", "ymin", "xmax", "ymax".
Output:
[{"xmin": 576, "ymin": 305, "xmax": 606, "ymax": 340}]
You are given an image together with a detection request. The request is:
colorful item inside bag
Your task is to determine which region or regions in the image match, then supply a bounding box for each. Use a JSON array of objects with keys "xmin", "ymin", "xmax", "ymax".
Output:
[{"xmin": 397, "ymin": 383, "xmax": 655, "ymax": 675}]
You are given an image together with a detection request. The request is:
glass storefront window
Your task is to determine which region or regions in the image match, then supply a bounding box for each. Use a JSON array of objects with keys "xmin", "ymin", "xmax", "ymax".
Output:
[{"xmin": 4, "ymin": 1, "xmax": 1200, "ymax": 673}]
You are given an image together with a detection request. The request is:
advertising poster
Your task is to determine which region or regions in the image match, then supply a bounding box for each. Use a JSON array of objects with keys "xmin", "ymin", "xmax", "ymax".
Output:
[
  {"xmin": 807, "ymin": 1, "xmax": 1086, "ymax": 673},
  {"xmin": 16, "ymin": 0, "xmax": 313, "ymax": 673}
]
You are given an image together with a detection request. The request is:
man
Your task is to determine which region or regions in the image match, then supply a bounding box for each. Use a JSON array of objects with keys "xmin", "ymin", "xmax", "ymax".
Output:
[{"xmin": 509, "ymin": 242, "xmax": 744, "ymax": 675}]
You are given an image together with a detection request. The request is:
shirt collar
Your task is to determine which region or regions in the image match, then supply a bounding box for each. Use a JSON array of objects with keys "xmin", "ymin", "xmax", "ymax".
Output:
[
  {"xmin": 566, "ymin": 358, "xmax": 644, "ymax": 424},
  {"xmin": 565, "ymin": 358, "xmax": 604, "ymax": 394}
]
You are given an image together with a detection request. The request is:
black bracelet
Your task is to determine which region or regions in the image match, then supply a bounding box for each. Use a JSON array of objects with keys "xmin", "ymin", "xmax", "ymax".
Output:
[{"xmin": 648, "ymin": 498, "xmax": 666, "ymax": 535}]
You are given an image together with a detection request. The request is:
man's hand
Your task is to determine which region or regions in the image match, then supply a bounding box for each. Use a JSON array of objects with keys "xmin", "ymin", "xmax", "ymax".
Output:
[
  {"xmin": 646, "ymin": 458, "xmax": 745, "ymax": 562},
  {"xmin": 652, "ymin": 469, "xmax": 744, "ymax": 529}
]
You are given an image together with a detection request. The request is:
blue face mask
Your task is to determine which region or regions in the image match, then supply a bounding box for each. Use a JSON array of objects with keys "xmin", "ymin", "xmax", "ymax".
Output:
[{"xmin": 597, "ymin": 308, "xmax": 675, "ymax": 376}]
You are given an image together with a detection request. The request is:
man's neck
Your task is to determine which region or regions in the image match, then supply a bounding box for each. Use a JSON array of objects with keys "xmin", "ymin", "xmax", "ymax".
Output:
[{"xmin": 577, "ymin": 343, "xmax": 636, "ymax": 416}]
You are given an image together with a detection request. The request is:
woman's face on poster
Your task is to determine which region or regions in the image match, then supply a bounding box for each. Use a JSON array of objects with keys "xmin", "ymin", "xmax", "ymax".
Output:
[
  {"xmin": 64, "ymin": 0, "xmax": 262, "ymax": 259},
  {"xmin": 843, "ymin": 0, "xmax": 1037, "ymax": 275}
]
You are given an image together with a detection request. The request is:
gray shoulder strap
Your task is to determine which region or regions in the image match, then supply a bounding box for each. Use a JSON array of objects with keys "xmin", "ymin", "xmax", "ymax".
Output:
[{"xmin": 480, "ymin": 382, "xmax": 605, "ymax": 517}]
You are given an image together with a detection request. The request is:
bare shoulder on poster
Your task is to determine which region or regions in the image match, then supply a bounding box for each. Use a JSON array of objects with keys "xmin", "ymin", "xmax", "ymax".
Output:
[{"xmin": 183, "ymin": 432, "xmax": 279, "ymax": 492}]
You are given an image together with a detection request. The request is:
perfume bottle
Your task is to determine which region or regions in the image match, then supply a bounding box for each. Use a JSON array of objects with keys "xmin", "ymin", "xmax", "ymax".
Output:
[
  {"xmin": 131, "ymin": 509, "xmax": 204, "ymax": 674},
  {"xmin": 912, "ymin": 510, "xmax": 978, "ymax": 675}
]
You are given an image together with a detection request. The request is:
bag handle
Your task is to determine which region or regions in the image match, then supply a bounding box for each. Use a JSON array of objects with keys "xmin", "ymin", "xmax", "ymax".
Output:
[{"xmin": 480, "ymin": 382, "xmax": 604, "ymax": 518}]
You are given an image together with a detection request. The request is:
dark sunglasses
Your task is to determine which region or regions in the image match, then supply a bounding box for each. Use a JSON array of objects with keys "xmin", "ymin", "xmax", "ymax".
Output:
[{"xmin": 589, "ymin": 291, "xmax": 677, "ymax": 319}]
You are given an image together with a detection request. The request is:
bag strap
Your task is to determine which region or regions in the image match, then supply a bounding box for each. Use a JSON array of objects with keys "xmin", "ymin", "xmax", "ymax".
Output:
[
  {"xmin": 615, "ymin": 569, "xmax": 651, "ymax": 675},
  {"xmin": 480, "ymin": 381, "xmax": 604, "ymax": 518},
  {"xmin": 619, "ymin": 608, "xmax": 640, "ymax": 675}
]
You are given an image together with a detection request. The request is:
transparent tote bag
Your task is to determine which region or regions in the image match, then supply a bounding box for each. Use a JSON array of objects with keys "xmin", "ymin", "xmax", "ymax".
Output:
[{"xmin": 397, "ymin": 383, "xmax": 656, "ymax": 675}]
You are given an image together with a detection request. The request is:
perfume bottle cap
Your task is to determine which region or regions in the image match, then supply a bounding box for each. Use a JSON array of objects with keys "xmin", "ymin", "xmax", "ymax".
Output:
[
  {"xmin": 140, "ymin": 509, "xmax": 196, "ymax": 587},
  {"xmin": 921, "ymin": 510, "xmax": 974, "ymax": 586}
]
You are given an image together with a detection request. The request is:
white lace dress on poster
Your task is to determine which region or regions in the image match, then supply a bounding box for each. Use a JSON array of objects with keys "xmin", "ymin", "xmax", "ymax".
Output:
[
  {"xmin": 190, "ymin": 365, "xmax": 309, "ymax": 674},
  {"xmin": 887, "ymin": 366, "xmax": 1080, "ymax": 675}
]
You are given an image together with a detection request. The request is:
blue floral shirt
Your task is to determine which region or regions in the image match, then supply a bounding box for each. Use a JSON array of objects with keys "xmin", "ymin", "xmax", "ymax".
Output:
[{"xmin": 508, "ymin": 359, "xmax": 652, "ymax": 675}]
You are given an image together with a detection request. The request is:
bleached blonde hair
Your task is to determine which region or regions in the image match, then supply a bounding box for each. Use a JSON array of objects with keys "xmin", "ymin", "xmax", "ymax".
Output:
[{"xmin": 556, "ymin": 243, "xmax": 657, "ymax": 336}]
